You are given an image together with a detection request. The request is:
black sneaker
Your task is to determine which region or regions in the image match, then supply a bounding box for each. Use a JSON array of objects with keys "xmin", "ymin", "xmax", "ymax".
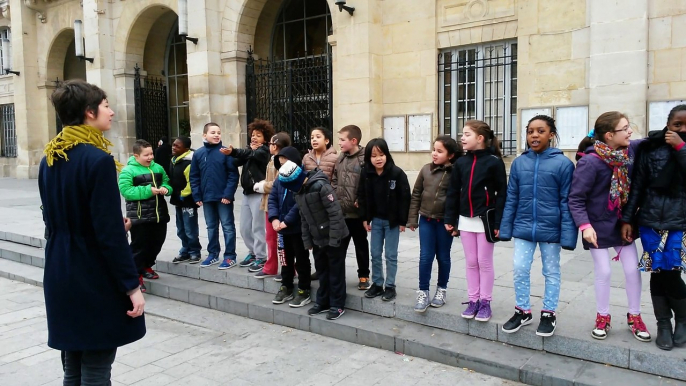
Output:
[
  {"xmin": 172, "ymin": 255, "xmax": 190, "ymax": 264},
  {"xmin": 289, "ymin": 289, "xmax": 311, "ymax": 308},
  {"xmin": 364, "ymin": 283, "xmax": 385, "ymax": 298},
  {"xmin": 188, "ymin": 255, "xmax": 201, "ymax": 264},
  {"xmin": 381, "ymin": 287, "xmax": 397, "ymax": 301},
  {"xmin": 536, "ymin": 311, "xmax": 557, "ymax": 337},
  {"xmin": 308, "ymin": 303, "xmax": 330, "ymax": 316},
  {"xmin": 326, "ymin": 308, "xmax": 345, "ymax": 320},
  {"xmin": 501, "ymin": 308, "xmax": 533, "ymax": 334},
  {"xmin": 272, "ymin": 286, "xmax": 294, "ymax": 304}
]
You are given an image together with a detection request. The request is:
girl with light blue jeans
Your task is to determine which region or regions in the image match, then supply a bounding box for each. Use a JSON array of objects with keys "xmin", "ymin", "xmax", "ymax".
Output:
[{"xmin": 498, "ymin": 115, "xmax": 577, "ymax": 337}]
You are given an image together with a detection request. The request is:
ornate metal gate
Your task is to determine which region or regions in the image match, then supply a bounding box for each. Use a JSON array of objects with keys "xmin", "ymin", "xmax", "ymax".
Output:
[
  {"xmin": 246, "ymin": 49, "xmax": 333, "ymax": 154},
  {"xmin": 134, "ymin": 64, "xmax": 169, "ymax": 147}
]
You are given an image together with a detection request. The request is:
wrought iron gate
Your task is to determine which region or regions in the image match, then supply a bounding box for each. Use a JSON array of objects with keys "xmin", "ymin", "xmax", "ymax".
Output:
[
  {"xmin": 0, "ymin": 103, "xmax": 16, "ymax": 157},
  {"xmin": 246, "ymin": 49, "xmax": 333, "ymax": 154},
  {"xmin": 134, "ymin": 64, "xmax": 169, "ymax": 147}
]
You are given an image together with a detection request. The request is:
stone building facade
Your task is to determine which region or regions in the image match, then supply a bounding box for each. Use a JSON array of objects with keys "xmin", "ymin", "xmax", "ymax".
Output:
[{"xmin": 0, "ymin": 0, "xmax": 684, "ymax": 178}]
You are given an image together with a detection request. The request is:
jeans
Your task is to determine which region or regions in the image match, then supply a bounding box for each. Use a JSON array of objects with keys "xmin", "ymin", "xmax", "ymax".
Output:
[
  {"xmin": 340, "ymin": 218, "xmax": 370, "ymax": 278},
  {"xmin": 512, "ymin": 238, "xmax": 561, "ymax": 312},
  {"xmin": 175, "ymin": 206, "xmax": 201, "ymax": 257},
  {"xmin": 590, "ymin": 243, "xmax": 641, "ymax": 315},
  {"xmin": 418, "ymin": 216, "xmax": 454, "ymax": 291},
  {"xmin": 202, "ymin": 201, "xmax": 237, "ymax": 260},
  {"xmin": 370, "ymin": 218, "xmax": 400, "ymax": 288},
  {"xmin": 62, "ymin": 348, "xmax": 117, "ymax": 386},
  {"xmin": 130, "ymin": 222, "xmax": 167, "ymax": 275}
]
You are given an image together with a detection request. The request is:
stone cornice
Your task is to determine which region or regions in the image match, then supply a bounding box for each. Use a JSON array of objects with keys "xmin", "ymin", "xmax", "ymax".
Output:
[{"xmin": 24, "ymin": 0, "xmax": 62, "ymax": 23}]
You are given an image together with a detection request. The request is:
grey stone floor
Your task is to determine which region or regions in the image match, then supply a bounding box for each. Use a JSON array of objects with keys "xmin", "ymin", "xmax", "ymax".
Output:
[{"xmin": 0, "ymin": 277, "xmax": 521, "ymax": 386}]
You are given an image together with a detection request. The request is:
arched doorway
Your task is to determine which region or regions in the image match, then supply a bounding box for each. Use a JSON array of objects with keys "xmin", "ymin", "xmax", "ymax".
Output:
[
  {"xmin": 46, "ymin": 29, "xmax": 86, "ymax": 133},
  {"xmin": 246, "ymin": 0, "xmax": 333, "ymax": 153}
]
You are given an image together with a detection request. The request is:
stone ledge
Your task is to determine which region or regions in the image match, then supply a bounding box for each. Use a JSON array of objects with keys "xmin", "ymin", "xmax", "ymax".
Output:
[{"xmin": 0, "ymin": 237, "xmax": 685, "ymax": 381}]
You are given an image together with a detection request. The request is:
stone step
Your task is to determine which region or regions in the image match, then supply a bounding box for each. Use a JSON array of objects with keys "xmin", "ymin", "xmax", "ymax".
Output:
[
  {"xmin": 0, "ymin": 256, "xmax": 677, "ymax": 386},
  {"xmin": 0, "ymin": 236, "xmax": 685, "ymax": 382}
]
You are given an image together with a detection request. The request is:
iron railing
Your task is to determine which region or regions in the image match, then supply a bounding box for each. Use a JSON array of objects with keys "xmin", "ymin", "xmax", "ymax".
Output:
[
  {"xmin": 0, "ymin": 103, "xmax": 16, "ymax": 157},
  {"xmin": 438, "ymin": 43, "xmax": 518, "ymax": 156},
  {"xmin": 246, "ymin": 48, "xmax": 333, "ymax": 154},
  {"xmin": 134, "ymin": 64, "xmax": 169, "ymax": 147}
]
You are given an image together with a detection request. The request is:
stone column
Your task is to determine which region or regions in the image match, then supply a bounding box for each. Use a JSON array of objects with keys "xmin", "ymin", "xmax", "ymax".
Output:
[
  {"xmin": 588, "ymin": 0, "xmax": 649, "ymax": 132},
  {"xmin": 10, "ymin": 0, "xmax": 42, "ymax": 178}
]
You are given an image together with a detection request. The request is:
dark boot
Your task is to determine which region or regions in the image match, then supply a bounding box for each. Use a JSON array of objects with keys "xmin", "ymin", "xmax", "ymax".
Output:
[
  {"xmin": 652, "ymin": 295, "xmax": 674, "ymax": 350},
  {"xmin": 669, "ymin": 297, "xmax": 686, "ymax": 347}
]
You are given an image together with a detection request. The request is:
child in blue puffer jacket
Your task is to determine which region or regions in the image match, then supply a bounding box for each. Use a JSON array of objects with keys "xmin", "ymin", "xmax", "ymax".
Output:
[{"xmin": 499, "ymin": 115, "xmax": 577, "ymax": 337}]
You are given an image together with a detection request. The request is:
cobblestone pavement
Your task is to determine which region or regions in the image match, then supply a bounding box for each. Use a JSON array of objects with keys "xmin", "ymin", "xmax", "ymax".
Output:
[{"xmin": 0, "ymin": 277, "xmax": 521, "ymax": 386}]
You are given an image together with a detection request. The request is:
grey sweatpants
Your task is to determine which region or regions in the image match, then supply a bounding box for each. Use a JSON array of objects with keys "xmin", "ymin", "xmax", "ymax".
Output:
[{"xmin": 240, "ymin": 193, "xmax": 267, "ymax": 259}]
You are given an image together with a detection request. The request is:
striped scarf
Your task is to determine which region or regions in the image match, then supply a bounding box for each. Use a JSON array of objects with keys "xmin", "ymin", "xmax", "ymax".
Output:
[
  {"xmin": 593, "ymin": 141, "xmax": 630, "ymax": 214},
  {"xmin": 43, "ymin": 125, "xmax": 123, "ymax": 171}
]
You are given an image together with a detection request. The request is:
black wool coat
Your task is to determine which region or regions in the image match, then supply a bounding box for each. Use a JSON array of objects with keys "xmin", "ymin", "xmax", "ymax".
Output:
[{"xmin": 38, "ymin": 144, "xmax": 145, "ymax": 351}]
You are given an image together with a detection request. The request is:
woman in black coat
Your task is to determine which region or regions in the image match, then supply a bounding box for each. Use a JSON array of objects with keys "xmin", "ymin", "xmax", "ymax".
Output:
[{"xmin": 39, "ymin": 80, "xmax": 145, "ymax": 384}]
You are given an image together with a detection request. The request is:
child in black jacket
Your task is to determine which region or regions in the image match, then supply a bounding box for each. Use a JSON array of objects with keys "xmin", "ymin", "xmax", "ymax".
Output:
[
  {"xmin": 357, "ymin": 138, "xmax": 411, "ymax": 302},
  {"xmin": 278, "ymin": 147, "xmax": 349, "ymax": 320}
]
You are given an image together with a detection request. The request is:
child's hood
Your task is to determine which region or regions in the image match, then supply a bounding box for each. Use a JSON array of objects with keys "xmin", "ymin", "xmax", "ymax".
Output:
[
  {"xmin": 126, "ymin": 155, "xmax": 157, "ymax": 169},
  {"xmin": 521, "ymin": 146, "xmax": 563, "ymax": 159}
]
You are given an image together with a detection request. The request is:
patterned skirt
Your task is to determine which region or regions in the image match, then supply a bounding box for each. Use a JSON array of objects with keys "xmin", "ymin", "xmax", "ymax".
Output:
[{"xmin": 638, "ymin": 227, "xmax": 686, "ymax": 272}]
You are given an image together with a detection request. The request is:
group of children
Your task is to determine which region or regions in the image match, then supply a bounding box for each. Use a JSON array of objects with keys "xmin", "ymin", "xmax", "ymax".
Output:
[{"xmin": 117, "ymin": 106, "xmax": 686, "ymax": 350}]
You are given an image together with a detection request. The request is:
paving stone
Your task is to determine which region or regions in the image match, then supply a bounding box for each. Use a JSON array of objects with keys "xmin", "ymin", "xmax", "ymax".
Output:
[
  {"xmin": 361, "ymin": 296, "xmax": 395, "ymax": 317},
  {"xmin": 498, "ymin": 327, "xmax": 543, "ymax": 350},
  {"xmin": 214, "ymin": 296, "xmax": 249, "ymax": 318},
  {"xmin": 198, "ymin": 267, "xmax": 226, "ymax": 284},
  {"xmin": 574, "ymin": 361, "xmax": 665, "ymax": 386},
  {"xmin": 246, "ymin": 275, "xmax": 264, "ymax": 291},
  {"xmin": 543, "ymin": 333, "xmax": 629, "ymax": 368},
  {"xmin": 310, "ymin": 315, "xmax": 358, "ymax": 345},
  {"xmin": 395, "ymin": 302, "xmax": 469, "ymax": 334},
  {"xmin": 519, "ymin": 351, "xmax": 585, "ymax": 386},
  {"xmin": 247, "ymin": 303, "xmax": 274, "ymax": 323},
  {"xmin": 469, "ymin": 318, "xmax": 498, "ymax": 341},
  {"xmin": 169, "ymin": 286, "xmax": 190, "ymax": 303},
  {"xmin": 273, "ymin": 307, "xmax": 311, "ymax": 331},
  {"xmin": 630, "ymin": 349, "xmax": 686, "ymax": 381}
]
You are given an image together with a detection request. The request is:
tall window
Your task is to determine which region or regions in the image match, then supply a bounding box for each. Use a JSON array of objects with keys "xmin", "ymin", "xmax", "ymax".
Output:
[
  {"xmin": 0, "ymin": 103, "xmax": 16, "ymax": 157},
  {"xmin": 0, "ymin": 28, "xmax": 11, "ymax": 73},
  {"xmin": 439, "ymin": 41, "xmax": 518, "ymax": 155},
  {"xmin": 271, "ymin": 0, "xmax": 332, "ymax": 60},
  {"xmin": 166, "ymin": 25, "xmax": 189, "ymax": 138}
]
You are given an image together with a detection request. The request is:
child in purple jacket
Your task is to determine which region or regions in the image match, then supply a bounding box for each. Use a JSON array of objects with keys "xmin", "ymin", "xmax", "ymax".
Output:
[{"xmin": 568, "ymin": 111, "xmax": 649, "ymax": 342}]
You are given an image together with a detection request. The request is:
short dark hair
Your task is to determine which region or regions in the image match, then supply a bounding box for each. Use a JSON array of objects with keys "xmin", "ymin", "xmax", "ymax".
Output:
[
  {"xmin": 203, "ymin": 122, "xmax": 220, "ymax": 134},
  {"xmin": 668, "ymin": 105, "xmax": 686, "ymax": 125},
  {"xmin": 50, "ymin": 79, "xmax": 107, "ymax": 126},
  {"xmin": 364, "ymin": 138, "xmax": 395, "ymax": 169},
  {"xmin": 311, "ymin": 127, "xmax": 334, "ymax": 149},
  {"xmin": 176, "ymin": 136, "xmax": 191, "ymax": 149},
  {"xmin": 339, "ymin": 125, "xmax": 362, "ymax": 143},
  {"xmin": 133, "ymin": 139, "xmax": 152, "ymax": 155},
  {"xmin": 248, "ymin": 119, "xmax": 275, "ymax": 142}
]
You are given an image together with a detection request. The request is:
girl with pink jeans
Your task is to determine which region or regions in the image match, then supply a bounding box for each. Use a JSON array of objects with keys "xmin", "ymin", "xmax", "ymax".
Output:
[{"xmin": 444, "ymin": 120, "xmax": 507, "ymax": 322}]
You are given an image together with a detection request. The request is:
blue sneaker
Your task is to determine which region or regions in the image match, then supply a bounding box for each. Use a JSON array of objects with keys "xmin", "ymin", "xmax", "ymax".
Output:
[
  {"xmin": 218, "ymin": 258, "xmax": 237, "ymax": 270},
  {"xmin": 239, "ymin": 254, "xmax": 256, "ymax": 267},
  {"xmin": 200, "ymin": 256, "xmax": 220, "ymax": 267}
]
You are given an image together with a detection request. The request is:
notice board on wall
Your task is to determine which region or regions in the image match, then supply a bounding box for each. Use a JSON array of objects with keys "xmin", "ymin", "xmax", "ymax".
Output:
[
  {"xmin": 520, "ymin": 107, "xmax": 552, "ymax": 149},
  {"xmin": 383, "ymin": 116, "xmax": 406, "ymax": 152},
  {"xmin": 556, "ymin": 106, "xmax": 589, "ymax": 149},
  {"xmin": 649, "ymin": 100, "xmax": 686, "ymax": 132},
  {"xmin": 408, "ymin": 114, "xmax": 433, "ymax": 152}
]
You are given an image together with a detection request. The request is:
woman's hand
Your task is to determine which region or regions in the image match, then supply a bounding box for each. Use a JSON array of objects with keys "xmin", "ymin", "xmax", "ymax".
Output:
[
  {"xmin": 445, "ymin": 224, "xmax": 454, "ymax": 232},
  {"xmin": 582, "ymin": 227, "xmax": 599, "ymax": 248},
  {"xmin": 494, "ymin": 229, "xmax": 500, "ymax": 238},
  {"xmin": 363, "ymin": 221, "xmax": 371, "ymax": 232},
  {"xmin": 127, "ymin": 289, "xmax": 145, "ymax": 318}
]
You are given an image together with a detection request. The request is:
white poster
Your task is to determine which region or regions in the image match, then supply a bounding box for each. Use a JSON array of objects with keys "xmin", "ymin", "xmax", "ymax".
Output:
[
  {"xmin": 520, "ymin": 108, "xmax": 552, "ymax": 149},
  {"xmin": 383, "ymin": 116, "xmax": 406, "ymax": 152},
  {"xmin": 556, "ymin": 106, "xmax": 589, "ymax": 149},
  {"xmin": 649, "ymin": 100, "xmax": 686, "ymax": 132},
  {"xmin": 408, "ymin": 114, "xmax": 433, "ymax": 152}
]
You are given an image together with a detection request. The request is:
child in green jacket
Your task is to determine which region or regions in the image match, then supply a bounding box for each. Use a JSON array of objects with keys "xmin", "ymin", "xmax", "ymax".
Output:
[{"xmin": 118, "ymin": 139, "xmax": 173, "ymax": 292}]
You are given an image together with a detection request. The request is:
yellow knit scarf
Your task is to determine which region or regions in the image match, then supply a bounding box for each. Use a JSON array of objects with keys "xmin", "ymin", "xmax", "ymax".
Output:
[{"xmin": 43, "ymin": 125, "xmax": 123, "ymax": 171}]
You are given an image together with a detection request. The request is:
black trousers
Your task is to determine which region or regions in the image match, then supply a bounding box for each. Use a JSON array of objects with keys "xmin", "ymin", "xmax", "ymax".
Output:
[
  {"xmin": 650, "ymin": 270, "xmax": 686, "ymax": 299},
  {"xmin": 340, "ymin": 218, "xmax": 370, "ymax": 278},
  {"xmin": 130, "ymin": 222, "xmax": 167, "ymax": 275},
  {"xmin": 313, "ymin": 244, "xmax": 347, "ymax": 308},
  {"xmin": 281, "ymin": 233, "xmax": 311, "ymax": 290},
  {"xmin": 62, "ymin": 348, "xmax": 117, "ymax": 386}
]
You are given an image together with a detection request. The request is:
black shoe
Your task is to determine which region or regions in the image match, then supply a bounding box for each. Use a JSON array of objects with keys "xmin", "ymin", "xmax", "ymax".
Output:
[
  {"xmin": 188, "ymin": 255, "xmax": 201, "ymax": 264},
  {"xmin": 381, "ymin": 287, "xmax": 396, "ymax": 301},
  {"xmin": 326, "ymin": 308, "xmax": 345, "ymax": 320},
  {"xmin": 653, "ymin": 295, "xmax": 674, "ymax": 350},
  {"xmin": 502, "ymin": 308, "xmax": 533, "ymax": 334},
  {"xmin": 172, "ymin": 255, "xmax": 190, "ymax": 264},
  {"xmin": 536, "ymin": 311, "xmax": 557, "ymax": 337},
  {"xmin": 289, "ymin": 289, "xmax": 311, "ymax": 308},
  {"xmin": 310, "ymin": 271, "xmax": 319, "ymax": 281},
  {"xmin": 272, "ymin": 286, "xmax": 294, "ymax": 304},
  {"xmin": 669, "ymin": 297, "xmax": 686, "ymax": 347},
  {"xmin": 364, "ymin": 283, "xmax": 384, "ymax": 298},
  {"xmin": 308, "ymin": 303, "xmax": 330, "ymax": 316}
]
